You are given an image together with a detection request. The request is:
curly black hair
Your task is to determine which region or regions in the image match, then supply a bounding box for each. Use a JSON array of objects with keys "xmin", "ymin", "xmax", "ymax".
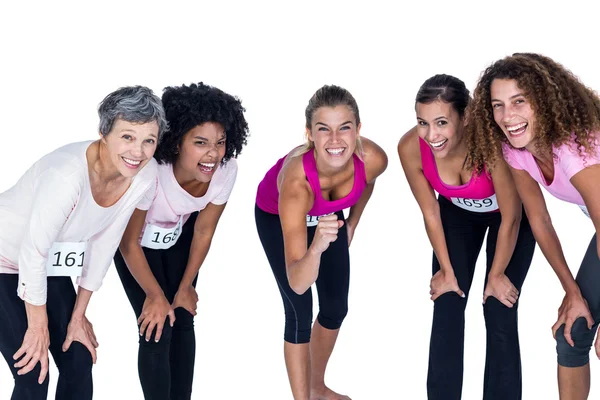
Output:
[{"xmin": 154, "ymin": 82, "xmax": 249, "ymax": 165}]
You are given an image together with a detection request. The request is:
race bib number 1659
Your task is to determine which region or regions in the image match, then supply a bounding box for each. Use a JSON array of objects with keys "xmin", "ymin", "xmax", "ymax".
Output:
[{"xmin": 450, "ymin": 194, "xmax": 499, "ymax": 213}]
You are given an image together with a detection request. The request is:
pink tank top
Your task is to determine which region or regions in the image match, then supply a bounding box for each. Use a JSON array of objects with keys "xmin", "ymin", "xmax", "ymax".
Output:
[
  {"xmin": 419, "ymin": 138, "xmax": 499, "ymax": 213},
  {"xmin": 256, "ymin": 148, "xmax": 367, "ymax": 216}
]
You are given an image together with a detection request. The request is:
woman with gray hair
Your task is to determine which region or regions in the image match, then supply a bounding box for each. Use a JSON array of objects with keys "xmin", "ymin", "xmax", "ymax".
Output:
[{"xmin": 0, "ymin": 85, "xmax": 166, "ymax": 400}]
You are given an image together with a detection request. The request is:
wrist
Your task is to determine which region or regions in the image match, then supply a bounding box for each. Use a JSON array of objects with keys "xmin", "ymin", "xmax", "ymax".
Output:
[
  {"xmin": 488, "ymin": 270, "xmax": 505, "ymax": 279},
  {"xmin": 564, "ymin": 281, "xmax": 582, "ymax": 297},
  {"xmin": 24, "ymin": 303, "xmax": 48, "ymax": 327}
]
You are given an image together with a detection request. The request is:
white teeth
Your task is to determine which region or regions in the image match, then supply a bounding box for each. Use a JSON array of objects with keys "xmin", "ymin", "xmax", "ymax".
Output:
[
  {"xmin": 429, "ymin": 139, "xmax": 448, "ymax": 148},
  {"xmin": 200, "ymin": 162, "xmax": 215, "ymax": 168},
  {"xmin": 123, "ymin": 157, "xmax": 141, "ymax": 165},
  {"xmin": 507, "ymin": 122, "xmax": 527, "ymax": 132},
  {"xmin": 326, "ymin": 148, "xmax": 344, "ymax": 155}
]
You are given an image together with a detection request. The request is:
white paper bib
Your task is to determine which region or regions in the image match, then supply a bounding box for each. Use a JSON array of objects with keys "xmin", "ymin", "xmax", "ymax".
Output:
[
  {"xmin": 141, "ymin": 216, "xmax": 184, "ymax": 250},
  {"xmin": 579, "ymin": 205, "xmax": 591, "ymax": 218},
  {"xmin": 450, "ymin": 194, "xmax": 499, "ymax": 213},
  {"xmin": 46, "ymin": 241, "xmax": 86, "ymax": 277},
  {"xmin": 306, "ymin": 213, "xmax": 334, "ymax": 227}
]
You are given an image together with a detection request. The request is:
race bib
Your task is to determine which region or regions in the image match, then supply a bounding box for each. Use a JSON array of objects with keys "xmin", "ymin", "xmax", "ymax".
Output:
[
  {"xmin": 306, "ymin": 213, "xmax": 334, "ymax": 227},
  {"xmin": 46, "ymin": 241, "xmax": 86, "ymax": 277},
  {"xmin": 141, "ymin": 216, "xmax": 183, "ymax": 250},
  {"xmin": 579, "ymin": 205, "xmax": 591, "ymax": 218},
  {"xmin": 450, "ymin": 194, "xmax": 499, "ymax": 213}
]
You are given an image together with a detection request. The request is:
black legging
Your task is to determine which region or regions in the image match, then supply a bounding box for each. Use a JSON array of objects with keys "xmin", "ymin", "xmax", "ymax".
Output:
[
  {"xmin": 114, "ymin": 212, "xmax": 198, "ymax": 400},
  {"xmin": 554, "ymin": 233, "xmax": 600, "ymax": 368},
  {"xmin": 255, "ymin": 205, "xmax": 350, "ymax": 344},
  {"xmin": 427, "ymin": 195, "xmax": 536, "ymax": 400},
  {"xmin": 0, "ymin": 275, "xmax": 93, "ymax": 400}
]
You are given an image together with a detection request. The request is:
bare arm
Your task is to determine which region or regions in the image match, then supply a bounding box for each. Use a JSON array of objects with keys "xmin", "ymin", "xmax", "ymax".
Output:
[
  {"xmin": 509, "ymin": 166, "xmax": 578, "ymax": 293},
  {"xmin": 279, "ymin": 160, "xmax": 322, "ymax": 295},
  {"xmin": 179, "ymin": 202, "xmax": 227, "ymax": 288},
  {"xmin": 488, "ymin": 158, "xmax": 523, "ymax": 277},
  {"xmin": 119, "ymin": 208, "xmax": 174, "ymax": 341},
  {"xmin": 119, "ymin": 208, "xmax": 164, "ymax": 298},
  {"xmin": 398, "ymin": 129, "xmax": 453, "ymax": 273},
  {"xmin": 346, "ymin": 138, "xmax": 388, "ymax": 231},
  {"xmin": 509, "ymin": 165, "xmax": 593, "ymax": 344},
  {"xmin": 570, "ymin": 164, "xmax": 600, "ymax": 258}
]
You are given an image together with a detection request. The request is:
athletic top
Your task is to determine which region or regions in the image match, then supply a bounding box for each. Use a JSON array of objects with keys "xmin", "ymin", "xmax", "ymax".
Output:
[
  {"xmin": 140, "ymin": 159, "xmax": 237, "ymax": 243},
  {"xmin": 0, "ymin": 141, "xmax": 158, "ymax": 305},
  {"xmin": 256, "ymin": 148, "xmax": 367, "ymax": 216},
  {"xmin": 419, "ymin": 137, "xmax": 498, "ymax": 213},
  {"xmin": 502, "ymin": 137, "xmax": 600, "ymax": 206}
]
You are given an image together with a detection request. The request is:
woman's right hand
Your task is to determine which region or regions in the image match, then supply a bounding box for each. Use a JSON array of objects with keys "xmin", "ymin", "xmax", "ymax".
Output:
[
  {"xmin": 430, "ymin": 269, "xmax": 465, "ymax": 301},
  {"xmin": 13, "ymin": 322, "xmax": 50, "ymax": 384},
  {"xmin": 310, "ymin": 214, "xmax": 344, "ymax": 254},
  {"xmin": 138, "ymin": 293, "xmax": 175, "ymax": 342}
]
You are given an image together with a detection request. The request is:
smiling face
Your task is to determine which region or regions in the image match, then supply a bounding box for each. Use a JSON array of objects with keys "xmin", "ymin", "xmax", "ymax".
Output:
[
  {"xmin": 102, "ymin": 118, "xmax": 159, "ymax": 178},
  {"xmin": 415, "ymin": 100, "xmax": 465, "ymax": 159},
  {"xmin": 491, "ymin": 78, "xmax": 536, "ymax": 149},
  {"xmin": 175, "ymin": 122, "xmax": 226, "ymax": 183},
  {"xmin": 306, "ymin": 105, "xmax": 360, "ymax": 169}
]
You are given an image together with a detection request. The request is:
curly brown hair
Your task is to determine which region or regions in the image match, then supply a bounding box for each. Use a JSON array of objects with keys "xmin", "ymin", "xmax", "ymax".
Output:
[{"xmin": 466, "ymin": 53, "xmax": 600, "ymax": 174}]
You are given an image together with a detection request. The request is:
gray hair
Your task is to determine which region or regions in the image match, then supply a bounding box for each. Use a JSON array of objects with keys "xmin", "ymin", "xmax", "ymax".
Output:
[{"xmin": 98, "ymin": 86, "xmax": 168, "ymax": 137}]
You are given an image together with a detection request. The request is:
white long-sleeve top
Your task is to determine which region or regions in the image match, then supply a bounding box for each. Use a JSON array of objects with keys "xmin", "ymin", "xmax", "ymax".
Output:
[{"xmin": 0, "ymin": 141, "xmax": 158, "ymax": 305}]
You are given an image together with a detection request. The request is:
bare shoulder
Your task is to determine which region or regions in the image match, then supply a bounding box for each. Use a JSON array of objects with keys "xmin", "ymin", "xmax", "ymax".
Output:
[
  {"xmin": 360, "ymin": 137, "xmax": 388, "ymax": 182},
  {"xmin": 278, "ymin": 152, "xmax": 312, "ymax": 210},
  {"xmin": 397, "ymin": 126, "xmax": 420, "ymax": 161}
]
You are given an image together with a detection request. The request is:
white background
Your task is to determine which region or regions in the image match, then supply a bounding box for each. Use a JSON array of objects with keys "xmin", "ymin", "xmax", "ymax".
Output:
[{"xmin": 1, "ymin": 1, "xmax": 599, "ymax": 399}]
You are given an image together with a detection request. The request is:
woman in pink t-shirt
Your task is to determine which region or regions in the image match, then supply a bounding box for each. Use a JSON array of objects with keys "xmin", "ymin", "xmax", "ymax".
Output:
[
  {"xmin": 398, "ymin": 74, "xmax": 535, "ymax": 400},
  {"xmin": 255, "ymin": 85, "xmax": 387, "ymax": 400},
  {"xmin": 468, "ymin": 53, "xmax": 600, "ymax": 399},
  {"xmin": 114, "ymin": 82, "xmax": 249, "ymax": 400}
]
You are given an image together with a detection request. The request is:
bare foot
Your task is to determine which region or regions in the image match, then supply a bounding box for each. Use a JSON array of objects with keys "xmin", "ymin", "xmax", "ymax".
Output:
[{"xmin": 310, "ymin": 385, "xmax": 351, "ymax": 400}]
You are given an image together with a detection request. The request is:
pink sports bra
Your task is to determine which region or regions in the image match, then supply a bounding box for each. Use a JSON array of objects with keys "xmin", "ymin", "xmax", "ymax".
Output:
[
  {"xmin": 256, "ymin": 148, "xmax": 367, "ymax": 216},
  {"xmin": 419, "ymin": 138, "xmax": 498, "ymax": 212}
]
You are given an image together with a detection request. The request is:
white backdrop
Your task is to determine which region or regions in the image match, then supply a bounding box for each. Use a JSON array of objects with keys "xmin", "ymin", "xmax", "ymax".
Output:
[{"xmin": 1, "ymin": 1, "xmax": 599, "ymax": 399}]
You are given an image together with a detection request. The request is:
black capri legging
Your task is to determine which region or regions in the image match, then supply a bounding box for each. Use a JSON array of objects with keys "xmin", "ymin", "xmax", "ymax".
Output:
[
  {"xmin": 427, "ymin": 195, "xmax": 536, "ymax": 400},
  {"xmin": 255, "ymin": 205, "xmax": 349, "ymax": 344},
  {"xmin": 555, "ymin": 233, "xmax": 600, "ymax": 368}
]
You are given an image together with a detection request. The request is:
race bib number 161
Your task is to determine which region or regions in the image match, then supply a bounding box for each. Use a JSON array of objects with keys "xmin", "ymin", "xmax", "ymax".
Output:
[{"xmin": 46, "ymin": 241, "xmax": 86, "ymax": 277}]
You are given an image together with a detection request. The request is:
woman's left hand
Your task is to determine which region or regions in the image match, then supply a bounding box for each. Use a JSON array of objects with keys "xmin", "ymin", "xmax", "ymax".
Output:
[{"xmin": 62, "ymin": 315, "xmax": 98, "ymax": 363}]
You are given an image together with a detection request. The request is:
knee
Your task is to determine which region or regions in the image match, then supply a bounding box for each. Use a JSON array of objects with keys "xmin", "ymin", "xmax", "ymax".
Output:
[
  {"xmin": 60, "ymin": 342, "xmax": 93, "ymax": 379},
  {"xmin": 13, "ymin": 364, "xmax": 50, "ymax": 391},
  {"xmin": 433, "ymin": 292, "xmax": 467, "ymax": 317},
  {"xmin": 317, "ymin": 303, "xmax": 348, "ymax": 331},
  {"xmin": 483, "ymin": 297, "xmax": 518, "ymax": 332},
  {"xmin": 556, "ymin": 317, "xmax": 596, "ymax": 368},
  {"xmin": 138, "ymin": 323, "xmax": 173, "ymax": 351},
  {"xmin": 173, "ymin": 308, "xmax": 195, "ymax": 332}
]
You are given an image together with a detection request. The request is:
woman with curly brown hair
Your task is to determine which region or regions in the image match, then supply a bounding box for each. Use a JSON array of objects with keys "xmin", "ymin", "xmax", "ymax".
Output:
[
  {"xmin": 468, "ymin": 52, "xmax": 600, "ymax": 399},
  {"xmin": 398, "ymin": 74, "xmax": 536, "ymax": 400}
]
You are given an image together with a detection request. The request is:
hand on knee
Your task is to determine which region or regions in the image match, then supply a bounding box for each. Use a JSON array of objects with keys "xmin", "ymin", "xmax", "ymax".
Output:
[{"xmin": 555, "ymin": 318, "xmax": 596, "ymax": 368}]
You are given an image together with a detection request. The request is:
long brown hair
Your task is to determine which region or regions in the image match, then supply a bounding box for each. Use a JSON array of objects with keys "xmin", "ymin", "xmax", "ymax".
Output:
[{"xmin": 466, "ymin": 53, "xmax": 600, "ymax": 174}]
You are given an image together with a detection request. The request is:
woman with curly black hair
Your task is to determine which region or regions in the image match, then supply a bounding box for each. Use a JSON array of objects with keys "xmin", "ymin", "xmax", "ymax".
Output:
[
  {"xmin": 114, "ymin": 82, "xmax": 249, "ymax": 400},
  {"xmin": 468, "ymin": 53, "xmax": 600, "ymax": 400}
]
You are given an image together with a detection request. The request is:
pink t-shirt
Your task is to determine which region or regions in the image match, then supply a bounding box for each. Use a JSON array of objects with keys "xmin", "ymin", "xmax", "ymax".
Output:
[
  {"xmin": 0, "ymin": 141, "xmax": 158, "ymax": 305},
  {"xmin": 502, "ymin": 139, "xmax": 600, "ymax": 206},
  {"xmin": 419, "ymin": 138, "xmax": 498, "ymax": 212},
  {"xmin": 140, "ymin": 159, "xmax": 237, "ymax": 240}
]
